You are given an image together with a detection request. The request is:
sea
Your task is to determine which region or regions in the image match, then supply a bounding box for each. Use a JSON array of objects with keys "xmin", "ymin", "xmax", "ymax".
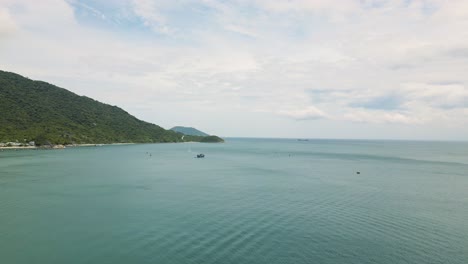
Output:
[{"xmin": 1, "ymin": 138, "xmax": 467, "ymax": 264}]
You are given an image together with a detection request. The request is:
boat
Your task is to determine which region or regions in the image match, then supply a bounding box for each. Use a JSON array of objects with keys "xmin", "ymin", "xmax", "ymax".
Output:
[{"xmin": 196, "ymin": 154, "xmax": 205, "ymax": 158}]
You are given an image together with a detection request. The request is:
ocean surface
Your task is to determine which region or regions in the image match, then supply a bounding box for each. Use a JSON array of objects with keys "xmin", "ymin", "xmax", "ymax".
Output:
[{"xmin": 1, "ymin": 138, "xmax": 467, "ymax": 264}]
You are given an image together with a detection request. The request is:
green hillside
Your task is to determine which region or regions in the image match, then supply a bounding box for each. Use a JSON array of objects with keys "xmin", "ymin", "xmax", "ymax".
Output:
[
  {"xmin": 0, "ymin": 70, "xmax": 222, "ymax": 145},
  {"xmin": 170, "ymin": 126, "xmax": 209, "ymax": 136},
  {"xmin": 183, "ymin": 135, "xmax": 224, "ymax": 143}
]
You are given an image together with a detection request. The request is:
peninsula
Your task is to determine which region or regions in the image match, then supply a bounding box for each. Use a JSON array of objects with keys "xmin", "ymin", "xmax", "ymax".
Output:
[{"xmin": 0, "ymin": 70, "xmax": 223, "ymax": 147}]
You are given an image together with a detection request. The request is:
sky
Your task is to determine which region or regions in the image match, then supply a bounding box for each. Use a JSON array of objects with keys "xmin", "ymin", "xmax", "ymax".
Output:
[{"xmin": 1, "ymin": 0, "xmax": 468, "ymax": 140}]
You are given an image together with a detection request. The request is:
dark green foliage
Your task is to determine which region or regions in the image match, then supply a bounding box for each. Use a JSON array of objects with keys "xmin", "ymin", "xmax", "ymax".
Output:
[
  {"xmin": 0, "ymin": 70, "xmax": 222, "ymax": 144},
  {"xmin": 200, "ymin": 135, "xmax": 224, "ymax": 143},
  {"xmin": 182, "ymin": 135, "xmax": 224, "ymax": 143},
  {"xmin": 170, "ymin": 126, "xmax": 209, "ymax": 136}
]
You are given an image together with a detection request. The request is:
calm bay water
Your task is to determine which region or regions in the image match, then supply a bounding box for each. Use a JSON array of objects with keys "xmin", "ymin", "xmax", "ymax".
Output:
[{"xmin": 1, "ymin": 138, "xmax": 467, "ymax": 264}]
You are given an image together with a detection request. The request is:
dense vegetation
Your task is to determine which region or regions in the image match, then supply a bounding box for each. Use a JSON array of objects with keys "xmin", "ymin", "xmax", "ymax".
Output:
[
  {"xmin": 0, "ymin": 70, "xmax": 222, "ymax": 145},
  {"xmin": 170, "ymin": 126, "xmax": 209, "ymax": 136},
  {"xmin": 183, "ymin": 135, "xmax": 224, "ymax": 143}
]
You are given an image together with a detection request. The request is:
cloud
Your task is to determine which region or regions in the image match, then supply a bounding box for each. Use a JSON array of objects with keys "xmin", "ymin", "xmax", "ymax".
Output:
[
  {"xmin": 1, "ymin": 0, "xmax": 77, "ymax": 31},
  {"xmin": 66, "ymin": 0, "xmax": 107, "ymax": 21},
  {"xmin": 343, "ymin": 110, "xmax": 422, "ymax": 125},
  {"xmin": 224, "ymin": 24, "xmax": 258, "ymax": 38},
  {"xmin": 444, "ymin": 47, "xmax": 468, "ymax": 58},
  {"xmin": 278, "ymin": 106, "xmax": 327, "ymax": 120},
  {"xmin": 0, "ymin": 7, "xmax": 17, "ymax": 37},
  {"xmin": 401, "ymin": 82, "xmax": 468, "ymax": 109},
  {"xmin": 252, "ymin": 0, "xmax": 359, "ymax": 14},
  {"xmin": 131, "ymin": 0, "xmax": 172, "ymax": 34},
  {"xmin": 1, "ymin": 0, "xmax": 468, "ymax": 138}
]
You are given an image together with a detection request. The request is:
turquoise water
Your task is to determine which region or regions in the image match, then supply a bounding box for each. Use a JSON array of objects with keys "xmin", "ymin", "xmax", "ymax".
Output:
[{"xmin": 1, "ymin": 138, "xmax": 467, "ymax": 264}]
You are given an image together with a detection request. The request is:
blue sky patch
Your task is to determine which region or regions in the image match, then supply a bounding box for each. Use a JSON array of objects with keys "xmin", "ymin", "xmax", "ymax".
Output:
[{"xmin": 351, "ymin": 95, "xmax": 402, "ymax": 110}]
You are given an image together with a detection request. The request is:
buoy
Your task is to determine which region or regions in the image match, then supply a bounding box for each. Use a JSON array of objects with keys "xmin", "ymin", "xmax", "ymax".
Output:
[{"xmin": 356, "ymin": 171, "xmax": 360, "ymax": 174}]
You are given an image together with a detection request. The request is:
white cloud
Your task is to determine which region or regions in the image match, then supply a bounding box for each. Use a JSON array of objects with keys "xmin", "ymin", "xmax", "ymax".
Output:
[
  {"xmin": 401, "ymin": 82, "xmax": 468, "ymax": 109},
  {"xmin": 1, "ymin": 0, "xmax": 77, "ymax": 31},
  {"xmin": 224, "ymin": 24, "xmax": 258, "ymax": 38},
  {"xmin": 1, "ymin": 0, "xmax": 468, "ymax": 139},
  {"xmin": 67, "ymin": 0, "xmax": 107, "ymax": 21},
  {"xmin": 0, "ymin": 7, "xmax": 16, "ymax": 36},
  {"xmin": 252, "ymin": 0, "xmax": 359, "ymax": 14},
  {"xmin": 130, "ymin": 0, "xmax": 183, "ymax": 34},
  {"xmin": 343, "ymin": 110, "xmax": 423, "ymax": 125},
  {"xmin": 278, "ymin": 106, "xmax": 327, "ymax": 120}
]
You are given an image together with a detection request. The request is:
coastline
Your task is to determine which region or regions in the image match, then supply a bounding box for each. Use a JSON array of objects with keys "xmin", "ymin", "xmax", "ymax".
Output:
[
  {"xmin": 0, "ymin": 143, "xmax": 135, "ymax": 150},
  {"xmin": 0, "ymin": 140, "xmax": 220, "ymax": 151}
]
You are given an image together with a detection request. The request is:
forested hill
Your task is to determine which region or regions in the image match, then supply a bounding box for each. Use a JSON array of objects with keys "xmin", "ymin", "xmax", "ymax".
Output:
[
  {"xmin": 0, "ymin": 70, "xmax": 222, "ymax": 145},
  {"xmin": 170, "ymin": 126, "xmax": 209, "ymax": 136}
]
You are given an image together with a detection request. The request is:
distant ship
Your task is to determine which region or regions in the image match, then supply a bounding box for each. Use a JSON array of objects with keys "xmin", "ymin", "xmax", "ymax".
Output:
[{"xmin": 297, "ymin": 139, "xmax": 309, "ymax": 141}]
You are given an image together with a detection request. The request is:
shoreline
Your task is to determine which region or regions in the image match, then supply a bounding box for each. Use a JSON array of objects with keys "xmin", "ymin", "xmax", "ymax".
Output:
[
  {"xmin": 0, "ymin": 141, "xmax": 217, "ymax": 151},
  {"xmin": 0, "ymin": 143, "xmax": 135, "ymax": 150}
]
